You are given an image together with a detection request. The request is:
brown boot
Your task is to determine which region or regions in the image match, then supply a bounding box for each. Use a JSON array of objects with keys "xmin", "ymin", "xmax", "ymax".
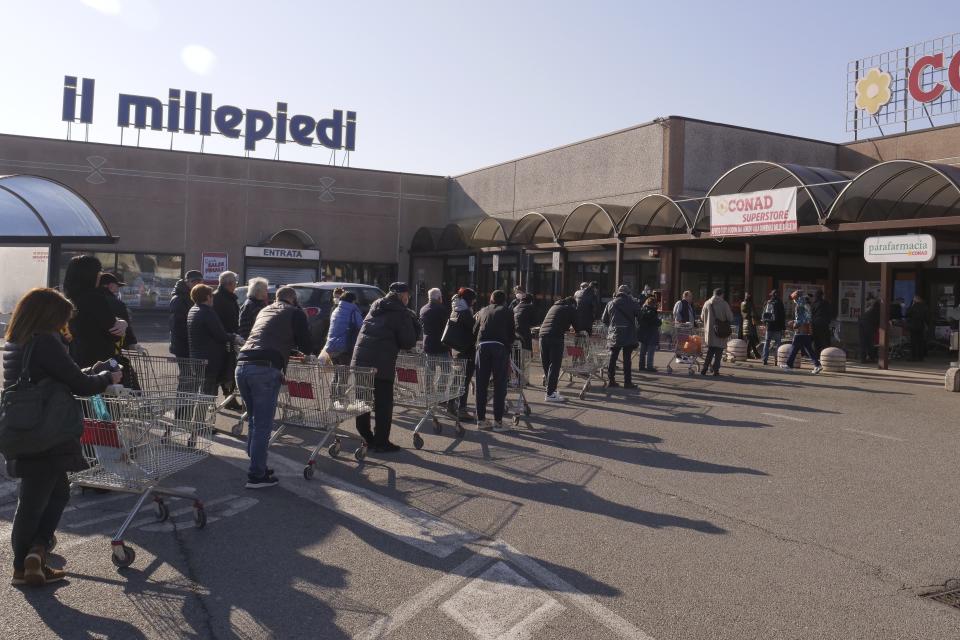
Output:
[
  {"xmin": 11, "ymin": 569, "xmax": 26, "ymax": 586},
  {"xmin": 23, "ymin": 546, "xmax": 45, "ymax": 587},
  {"xmin": 42, "ymin": 566, "xmax": 65, "ymax": 584}
]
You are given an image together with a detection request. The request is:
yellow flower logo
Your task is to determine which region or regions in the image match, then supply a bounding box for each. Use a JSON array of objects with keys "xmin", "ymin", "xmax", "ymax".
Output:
[{"xmin": 855, "ymin": 67, "xmax": 893, "ymax": 115}]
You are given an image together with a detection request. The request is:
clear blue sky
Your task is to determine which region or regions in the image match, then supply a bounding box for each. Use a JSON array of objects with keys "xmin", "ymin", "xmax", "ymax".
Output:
[{"xmin": 1, "ymin": 0, "xmax": 958, "ymax": 176}]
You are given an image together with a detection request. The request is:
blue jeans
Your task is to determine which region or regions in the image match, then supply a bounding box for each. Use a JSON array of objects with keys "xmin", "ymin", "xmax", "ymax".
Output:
[
  {"xmin": 762, "ymin": 330, "xmax": 782, "ymax": 364},
  {"xmin": 235, "ymin": 363, "xmax": 283, "ymax": 480},
  {"xmin": 639, "ymin": 337, "xmax": 657, "ymax": 369},
  {"xmin": 786, "ymin": 334, "xmax": 821, "ymax": 368}
]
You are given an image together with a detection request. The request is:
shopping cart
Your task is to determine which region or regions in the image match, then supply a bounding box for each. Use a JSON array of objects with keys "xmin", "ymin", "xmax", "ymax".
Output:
[
  {"xmin": 510, "ymin": 345, "xmax": 532, "ymax": 425},
  {"xmin": 121, "ymin": 350, "xmax": 207, "ymax": 396},
  {"xmin": 664, "ymin": 322, "xmax": 703, "ymax": 375},
  {"xmin": 393, "ymin": 353, "xmax": 467, "ymax": 449},
  {"xmin": 561, "ymin": 333, "xmax": 608, "ymax": 399},
  {"xmin": 268, "ymin": 360, "xmax": 376, "ymax": 478},
  {"xmin": 70, "ymin": 392, "xmax": 214, "ymax": 568}
]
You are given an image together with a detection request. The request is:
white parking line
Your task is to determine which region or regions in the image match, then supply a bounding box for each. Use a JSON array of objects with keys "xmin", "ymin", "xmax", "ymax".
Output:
[
  {"xmin": 841, "ymin": 428, "xmax": 906, "ymax": 442},
  {"xmin": 211, "ymin": 437, "xmax": 655, "ymax": 639},
  {"xmin": 760, "ymin": 412, "xmax": 808, "ymax": 423}
]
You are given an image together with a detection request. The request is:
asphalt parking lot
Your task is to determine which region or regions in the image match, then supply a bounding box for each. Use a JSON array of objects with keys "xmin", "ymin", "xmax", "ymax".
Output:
[{"xmin": 2, "ymin": 323, "xmax": 960, "ymax": 639}]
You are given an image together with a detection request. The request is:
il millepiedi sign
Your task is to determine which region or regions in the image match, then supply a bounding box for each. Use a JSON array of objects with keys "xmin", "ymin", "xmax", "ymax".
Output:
[
  {"xmin": 61, "ymin": 75, "xmax": 357, "ymax": 153},
  {"xmin": 847, "ymin": 33, "xmax": 960, "ymax": 136},
  {"xmin": 863, "ymin": 234, "xmax": 936, "ymax": 263}
]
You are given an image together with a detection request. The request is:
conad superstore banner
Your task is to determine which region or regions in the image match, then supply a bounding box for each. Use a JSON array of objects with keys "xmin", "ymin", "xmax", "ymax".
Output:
[{"xmin": 710, "ymin": 187, "xmax": 798, "ymax": 237}]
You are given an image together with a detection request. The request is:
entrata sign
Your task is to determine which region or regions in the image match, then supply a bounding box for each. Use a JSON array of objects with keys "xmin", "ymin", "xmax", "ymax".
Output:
[
  {"xmin": 863, "ymin": 234, "xmax": 936, "ymax": 263},
  {"xmin": 62, "ymin": 75, "xmax": 357, "ymax": 153},
  {"xmin": 709, "ymin": 187, "xmax": 797, "ymax": 237},
  {"xmin": 847, "ymin": 33, "xmax": 960, "ymax": 135},
  {"xmin": 245, "ymin": 246, "xmax": 320, "ymax": 261}
]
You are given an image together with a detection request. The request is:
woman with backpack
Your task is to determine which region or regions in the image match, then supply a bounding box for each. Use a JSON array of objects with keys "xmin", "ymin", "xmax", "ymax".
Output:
[{"xmin": 1, "ymin": 288, "xmax": 123, "ymax": 587}]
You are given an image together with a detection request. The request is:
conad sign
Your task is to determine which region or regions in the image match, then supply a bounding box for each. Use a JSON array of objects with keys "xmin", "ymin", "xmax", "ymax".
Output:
[{"xmin": 863, "ymin": 234, "xmax": 936, "ymax": 263}]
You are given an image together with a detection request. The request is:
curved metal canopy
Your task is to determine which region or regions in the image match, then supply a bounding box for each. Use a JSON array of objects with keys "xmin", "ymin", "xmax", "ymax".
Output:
[
  {"xmin": 508, "ymin": 212, "xmax": 563, "ymax": 245},
  {"xmin": 437, "ymin": 223, "xmax": 471, "ymax": 251},
  {"xmin": 695, "ymin": 162, "xmax": 852, "ymax": 230},
  {"xmin": 470, "ymin": 217, "xmax": 514, "ymax": 247},
  {"xmin": 0, "ymin": 174, "xmax": 112, "ymax": 242},
  {"xmin": 410, "ymin": 227, "xmax": 442, "ymax": 253},
  {"xmin": 825, "ymin": 160, "xmax": 960, "ymax": 223},
  {"xmin": 619, "ymin": 195, "xmax": 695, "ymax": 237},
  {"xmin": 557, "ymin": 202, "xmax": 628, "ymax": 241}
]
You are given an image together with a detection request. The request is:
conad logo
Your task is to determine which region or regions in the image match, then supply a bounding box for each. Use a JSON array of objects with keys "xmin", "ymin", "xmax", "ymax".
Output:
[{"xmin": 856, "ymin": 49, "xmax": 960, "ymax": 114}]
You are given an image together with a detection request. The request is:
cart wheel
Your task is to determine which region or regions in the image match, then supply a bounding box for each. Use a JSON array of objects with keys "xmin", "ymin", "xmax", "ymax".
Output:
[
  {"xmin": 303, "ymin": 465, "xmax": 315, "ymax": 480},
  {"xmin": 432, "ymin": 417, "xmax": 442, "ymax": 434},
  {"xmin": 513, "ymin": 415, "xmax": 521, "ymax": 426},
  {"xmin": 523, "ymin": 404, "xmax": 531, "ymax": 416},
  {"xmin": 413, "ymin": 433, "xmax": 424, "ymax": 450},
  {"xmin": 111, "ymin": 544, "xmax": 136, "ymax": 568},
  {"xmin": 455, "ymin": 422, "xmax": 465, "ymax": 438},
  {"xmin": 154, "ymin": 500, "xmax": 169, "ymax": 523},
  {"xmin": 354, "ymin": 444, "xmax": 367, "ymax": 462},
  {"xmin": 578, "ymin": 390, "xmax": 586, "ymax": 400},
  {"xmin": 193, "ymin": 507, "xmax": 207, "ymax": 529},
  {"xmin": 231, "ymin": 421, "xmax": 244, "ymax": 437},
  {"xmin": 328, "ymin": 440, "xmax": 341, "ymax": 458},
  {"xmin": 47, "ymin": 534, "xmax": 57, "ymax": 553}
]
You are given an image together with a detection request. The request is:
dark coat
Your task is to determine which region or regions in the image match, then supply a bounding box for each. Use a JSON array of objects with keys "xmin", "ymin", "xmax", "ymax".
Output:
[
  {"xmin": 906, "ymin": 301, "xmax": 930, "ymax": 332},
  {"xmin": 213, "ymin": 287, "xmax": 240, "ymax": 334},
  {"xmin": 419, "ymin": 301, "xmax": 449, "ymax": 355},
  {"xmin": 741, "ymin": 300, "xmax": 759, "ymax": 337},
  {"xmin": 68, "ymin": 288, "xmax": 119, "ymax": 368},
  {"xmin": 761, "ymin": 297, "xmax": 786, "ymax": 332},
  {"xmin": 811, "ymin": 298, "xmax": 833, "ymax": 329},
  {"xmin": 351, "ymin": 293, "xmax": 420, "ymax": 379},
  {"xmin": 3, "ymin": 333, "xmax": 112, "ymax": 477},
  {"xmin": 637, "ymin": 302, "xmax": 662, "ymax": 343},
  {"xmin": 573, "ymin": 287, "xmax": 600, "ymax": 332},
  {"xmin": 448, "ymin": 297, "xmax": 477, "ymax": 359},
  {"xmin": 513, "ymin": 298, "xmax": 535, "ymax": 350},
  {"xmin": 601, "ymin": 294, "xmax": 639, "ymax": 348},
  {"xmin": 169, "ymin": 279, "xmax": 193, "ymax": 357},
  {"xmin": 187, "ymin": 304, "xmax": 230, "ymax": 378},
  {"xmin": 237, "ymin": 298, "xmax": 267, "ymax": 340},
  {"xmin": 860, "ymin": 298, "xmax": 880, "ymax": 329},
  {"xmin": 473, "ymin": 304, "xmax": 515, "ymax": 347},
  {"xmin": 539, "ymin": 298, "xmax": 578, "ymax": 340},
  {"xmin": 102, "ymin": 287, "xmax": 138, "ymax": 347}
]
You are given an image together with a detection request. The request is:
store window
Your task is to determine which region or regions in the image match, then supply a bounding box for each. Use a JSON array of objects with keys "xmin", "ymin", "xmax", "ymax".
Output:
[
  {"xmin": 59, "ymin": 250, "xmax": 183, "ymax": 309},
  {"xmin": 321, "ymin": 261, "xmax": 396, "ymax": 292}
]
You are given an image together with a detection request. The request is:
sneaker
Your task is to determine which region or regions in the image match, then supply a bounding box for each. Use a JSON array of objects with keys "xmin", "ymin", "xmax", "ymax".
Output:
[
  {"xmin": 245, "ymin": 475, "xmax": 279, "ymax": 489},
  {"xmin": 811, "ymin": 365, "xmax": 823, "ymax": 375},
  {"xmin": 780, "ymin": 364, "xmax": 792, "ymax": 372},
  {"xmin": 477, "ymin": 418, "xmax": 492, "ymax": 431},
  {"xmin": 491, "ymin": 420, "xmax": 506, "ymax": 432},
  {"xmin": 544, "ymin": 392, "xmax": 566, "ymax": 403},
  {"xmin": 23, "ymin": 547, "xmax": 45, "ymax": 587}
]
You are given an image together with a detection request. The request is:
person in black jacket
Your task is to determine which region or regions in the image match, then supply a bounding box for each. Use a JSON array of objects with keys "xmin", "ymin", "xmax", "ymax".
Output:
[
  {"xmin": 3, "ymin": 288, "xmax": 121, "ymax": 587},
  {"xmin": 761, "ymin": 289, "xmax": 787, "ymax": 366},
  {"xmin": 236, "ymin": 287, "xmax": 314, "ymax": 488},
  {"xmin": 98, "ymin": 272, "xmax": 144, "ymax": 389},
  {"xmin": 602, "ymin": 286, "xmax": 640, "ymax": 387},
  {"xmin": 472, "ymin": 290, "xmax": 515, "ymax": 430},
  {"xmin": 448, "ymin": 287, "xmax": 478, "ymax": 418},
  {"xmin": 810, "ymin": 289, "xmax": 834, "ymax": 357},
  {"xmin": 573, "ymin": 282, "xmax": 600, "ymax": 333},
  {"xmin": 238, "ymin": 277, "xmax": 270, "ymax": 341},
  {"xmin": 62, "ymin": 255, "xmax": 127, "ymax": 368},
  {"xmin": 859, "ymin": 294, "xmax": 880, "ymax": 363},
  {"xmin": 905, "ymin": 295, "xmax": 930, "ymax": 361},
  {"xmin": 419, "ymin": 288, "xmax": 449, "ymax": 356},
  {"xmin": 351, "ymin": 283, "xmax": 420, "ymax": 453},
  {"xmin": 187, "ymin": 284, "xmax": 233, "ymax": 396},
  {"xmin": 539, "ymin": 296, "xmax": 577, "ymax": 402},
  {"xmin": 169, "ymin": 270, "xmax": 203, "ymax": 357},
  {"xmin": 513, "ymin": 293, "xmax": 535, "ymax": 351},
  {"xmin": 508, "ymin": 285, "xmax": 525, "ymax": 311},
  {"xmin": 212, "ymin": 271, "xmax": 242, "ymax": 409}
]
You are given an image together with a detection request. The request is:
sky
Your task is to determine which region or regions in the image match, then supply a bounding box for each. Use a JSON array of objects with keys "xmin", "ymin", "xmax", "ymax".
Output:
[{"xmin": 1, "ymin": 0, "xmax": 959, "ymax": 176}]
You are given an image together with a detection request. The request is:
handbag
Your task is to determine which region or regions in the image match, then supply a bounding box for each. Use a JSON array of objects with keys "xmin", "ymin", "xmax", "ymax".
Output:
[
  {"xmin": 714, "ymin": 320, "xmax": 732, "ymax": 339},
  {"xmin": 441, "ymin": 314, "xmax": 472, "ymax": 352},
  {"xmin": 0, "ymin": 340, "xmax": 83, "ymax": 458}
]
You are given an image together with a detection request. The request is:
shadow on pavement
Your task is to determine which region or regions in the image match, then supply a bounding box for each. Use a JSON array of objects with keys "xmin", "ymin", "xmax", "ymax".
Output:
[{"xmin": 18, "ymin": 580, "xmax": 148, "ymax": 639}]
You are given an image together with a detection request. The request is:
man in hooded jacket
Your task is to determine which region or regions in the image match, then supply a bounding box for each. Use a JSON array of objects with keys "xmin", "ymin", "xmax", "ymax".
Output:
[
  {"xmin": 601, "ymin": 285, "xmax": 639, "ymax": 388},
  {"xmin": 169, "ymin": 270, "xmax": 203, "ymax": 357},
  {"xmin": 351, "ymin": 283, "xmax": 420, "ymax": 452},
  {"xmin": 539, "ymin": 296, "xmax": 577, "ymax": 402},
  {"xmin": 573, "ymin": 282, "xmax": 600, "ymax": 333}
]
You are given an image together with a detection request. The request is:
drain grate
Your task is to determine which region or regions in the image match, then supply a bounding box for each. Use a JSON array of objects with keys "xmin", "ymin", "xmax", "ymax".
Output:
[{"xmin": 922, "ymin": 587, "xmax": 960, "ymax": 609}]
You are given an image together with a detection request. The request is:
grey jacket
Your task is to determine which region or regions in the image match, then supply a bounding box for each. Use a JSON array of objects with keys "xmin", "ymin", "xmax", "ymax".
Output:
[
  {"xmin": 601, "ymin": 294, "xmax": 639, "ymax": 348},
  {"xmin": 701, "ymin": 295, "xmax": 733, "ymax": 349}
]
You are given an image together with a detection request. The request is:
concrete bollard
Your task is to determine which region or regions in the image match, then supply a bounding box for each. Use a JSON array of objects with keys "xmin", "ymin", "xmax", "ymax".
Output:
[
  {"xmin": 945, "ymin": 368, "xmax": 960, "ymax": 392},
  {"xmin": 820, "ymin": 347, "xmax": 847, "ymax": 373},
  {"xmin": 725, "ymin": 338, "xmax": 747, "ymax": 363},
  {"xmin": 777, "ymin": 343, "xmax": 799, "ymax": 368}
]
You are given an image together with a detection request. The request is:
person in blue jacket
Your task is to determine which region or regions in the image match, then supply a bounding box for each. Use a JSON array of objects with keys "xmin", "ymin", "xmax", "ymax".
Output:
[{"xmin": 323, "ymin": 291, "xmax": 365, "ymax": 365}]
